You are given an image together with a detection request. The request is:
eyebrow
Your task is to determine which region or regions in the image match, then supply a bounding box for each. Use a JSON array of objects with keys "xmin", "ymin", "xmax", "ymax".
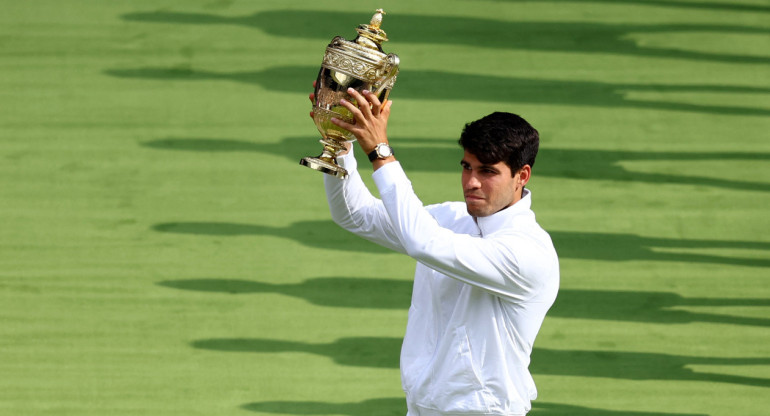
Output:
[{"xmin": 460, "ymin": 160, "xmax": 501, "ymax": 173}]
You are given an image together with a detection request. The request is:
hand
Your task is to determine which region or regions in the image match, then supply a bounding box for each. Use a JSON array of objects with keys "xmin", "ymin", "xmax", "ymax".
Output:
[
  {"xmin": 332, "ymin": 88, "xmax": 393, "ymax": 155},
  {"xmin": 308, "ymin": 80, "xmax": 316, "ymax": 119}
]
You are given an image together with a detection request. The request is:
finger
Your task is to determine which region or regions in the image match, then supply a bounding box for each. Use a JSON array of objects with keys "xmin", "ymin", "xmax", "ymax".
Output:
[
  {"xmin": 310, "ymin": 79, "xmax": 317, "ymax": 104},
  {"xmin": 363, "ymin": 90, "xmax": 383, "ymax": 116},
  {"xmin": 331, "ymin": 116, "xmax": 357, "ymax": 133},
  {"xmin": 347, "ymin": 88, "xmax": 373, "ymax": 119},
  {"xmin": 339, "ymin": 98, "xmax": 364, "ymax": 122}
]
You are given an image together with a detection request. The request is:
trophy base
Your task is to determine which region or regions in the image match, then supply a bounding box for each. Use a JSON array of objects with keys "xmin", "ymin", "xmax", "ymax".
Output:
[{"xmin": 300, "ymin": 157, "xmax": 348, "ymax": 179}]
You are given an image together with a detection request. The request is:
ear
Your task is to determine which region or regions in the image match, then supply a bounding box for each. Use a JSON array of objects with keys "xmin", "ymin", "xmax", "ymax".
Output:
[{"xmin": 518, "ymin": 165, "xmax": 532, "ymax": 186}]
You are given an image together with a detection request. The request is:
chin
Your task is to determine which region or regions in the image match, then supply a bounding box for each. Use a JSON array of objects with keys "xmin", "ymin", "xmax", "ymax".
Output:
[{"xmin": 465, "ymin": 205, "xmax": 487, "ymax": 217}]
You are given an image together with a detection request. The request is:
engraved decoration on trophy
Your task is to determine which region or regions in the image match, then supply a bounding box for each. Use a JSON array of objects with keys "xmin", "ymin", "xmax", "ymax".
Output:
[{"xmin": 300, "ymin": 9, "xmax": 400, "ymax": 179}]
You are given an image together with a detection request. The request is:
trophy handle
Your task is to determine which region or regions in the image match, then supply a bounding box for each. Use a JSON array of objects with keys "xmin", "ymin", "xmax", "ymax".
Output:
[{"xmin": 373, "ymin": 53, "xmax": 400, "ymax": 97}]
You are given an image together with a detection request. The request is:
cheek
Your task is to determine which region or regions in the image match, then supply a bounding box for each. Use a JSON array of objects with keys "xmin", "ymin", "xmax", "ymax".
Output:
[
  {"xmin": 490, "ymin": 180, "xmax": 515, "ymax": 203},
  {"xmin": 461, "ymin": 171, "xmax": 472, "ymax": 188}
]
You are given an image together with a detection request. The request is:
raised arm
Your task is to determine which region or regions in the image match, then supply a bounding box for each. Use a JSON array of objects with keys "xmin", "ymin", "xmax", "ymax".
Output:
[
  {"xmin": 323, "ymin": 151, "xmax": 406, "ymax": 254},
  {"xmin": 372, "ymin": 163, "xmax": 558, "ymax": 302},
  {"xmin": 312, "ymin": 84, "xmax": 404, "ymax": 253}
]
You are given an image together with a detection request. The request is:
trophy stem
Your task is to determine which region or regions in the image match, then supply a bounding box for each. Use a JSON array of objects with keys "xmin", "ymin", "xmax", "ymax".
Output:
[{"xmin": 300, "ymin": 136, "xmax": 349, "ymax": 179}]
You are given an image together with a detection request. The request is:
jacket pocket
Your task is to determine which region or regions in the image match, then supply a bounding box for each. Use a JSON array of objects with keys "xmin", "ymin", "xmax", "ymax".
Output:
[{"xmin": 425, "ymin": 326, "xmax": 488, "ymax": 412}]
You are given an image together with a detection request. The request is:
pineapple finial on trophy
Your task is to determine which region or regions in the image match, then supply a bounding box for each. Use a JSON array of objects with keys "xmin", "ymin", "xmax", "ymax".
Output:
[
  {"xmin": 356, "ymin": 9, "xmax": 389, "ymax": 50},
  {"xmin": 371, "ymin": 9, "xmax": 385, "ymax": 29}
]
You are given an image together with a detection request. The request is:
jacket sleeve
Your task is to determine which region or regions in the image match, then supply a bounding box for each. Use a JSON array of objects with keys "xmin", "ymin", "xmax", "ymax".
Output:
[
  {"xmin": 372, "ymin": 162, "xmax": 557, "ymax": 302},
  {"xmin": 324, "ymin": 152, "xmax": 408, "ymax": 254}
]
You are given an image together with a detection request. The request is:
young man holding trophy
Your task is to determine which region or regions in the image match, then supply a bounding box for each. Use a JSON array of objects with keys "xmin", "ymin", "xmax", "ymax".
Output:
[
  {"xmin": 311, "ymin": 87, "xmax": 559, "ymax": 416},
  {"xmin": 304, "ymin": 9, "xmax": 559, "ymax": 416}
]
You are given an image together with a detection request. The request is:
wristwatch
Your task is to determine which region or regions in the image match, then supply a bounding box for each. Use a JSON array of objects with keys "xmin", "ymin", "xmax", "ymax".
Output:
[{"xmin": 367, "ymin": 143, "xmax": 394, "ymax": 162}]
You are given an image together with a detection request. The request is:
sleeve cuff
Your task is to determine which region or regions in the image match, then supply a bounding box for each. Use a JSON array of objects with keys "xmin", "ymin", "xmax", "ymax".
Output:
[{"xmin": 336, "ymin": 148, "xmax": 358, "ymax": 171}]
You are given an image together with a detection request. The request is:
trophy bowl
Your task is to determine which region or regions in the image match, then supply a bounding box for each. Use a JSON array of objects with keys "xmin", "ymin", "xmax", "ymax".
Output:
[{"xmin": 300, "ymin": 9, "xmax": 400, "ymax": 179}]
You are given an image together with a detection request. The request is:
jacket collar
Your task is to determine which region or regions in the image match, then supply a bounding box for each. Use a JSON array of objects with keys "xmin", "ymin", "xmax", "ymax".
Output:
[{"xmin": 475, "ymin": 188, "xmax": 533, "ymax": 237}]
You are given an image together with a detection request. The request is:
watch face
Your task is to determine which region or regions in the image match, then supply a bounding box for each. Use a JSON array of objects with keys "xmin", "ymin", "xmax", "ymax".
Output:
[{"xmin": 378, "ymin": 145, "xmax": 392, "ymax": 157}]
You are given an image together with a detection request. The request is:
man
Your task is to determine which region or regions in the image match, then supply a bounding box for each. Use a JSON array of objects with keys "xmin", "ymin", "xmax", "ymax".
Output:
[{"xmin": 314, "ymin": 87, "xmax": 559, "ymax": 416}]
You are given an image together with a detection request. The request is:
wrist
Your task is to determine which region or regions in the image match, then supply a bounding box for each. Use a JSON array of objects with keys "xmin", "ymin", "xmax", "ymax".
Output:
[
  {"xmin": 360, "ymin": 142, "xmax": 379, "ymax": 155},
  {"xmin": 367, "ymin": 143, "xmax": 394, "ymax": 162}
]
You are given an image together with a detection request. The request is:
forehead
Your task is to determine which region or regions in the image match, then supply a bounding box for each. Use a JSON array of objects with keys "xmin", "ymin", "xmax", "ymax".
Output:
[{"xmin": 461, "ymin": 150, "xmax": 511, "ymax": 172}]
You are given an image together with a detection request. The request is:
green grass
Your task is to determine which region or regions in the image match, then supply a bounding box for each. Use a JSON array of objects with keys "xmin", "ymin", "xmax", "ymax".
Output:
[{"xmin": 1, "ymin": 0, "xmax": 768, "ymax": 415}]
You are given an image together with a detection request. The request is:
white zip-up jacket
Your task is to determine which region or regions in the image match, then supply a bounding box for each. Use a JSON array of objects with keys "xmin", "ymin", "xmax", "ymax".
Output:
[{"xmin": 324, "ymin": 152, "xmax": 559, "ymax": 416}]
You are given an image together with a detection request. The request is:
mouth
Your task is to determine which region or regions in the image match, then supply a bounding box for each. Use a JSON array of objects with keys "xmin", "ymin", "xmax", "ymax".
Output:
[{"xmin": 464, "ymin": 194, "xmax": 484, "ymax": 202}]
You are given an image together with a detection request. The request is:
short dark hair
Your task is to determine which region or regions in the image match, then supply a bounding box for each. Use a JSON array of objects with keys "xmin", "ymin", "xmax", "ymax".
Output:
[{"xmin": 458, "ymin": 112, "xmax": 539, "ymax": 174}]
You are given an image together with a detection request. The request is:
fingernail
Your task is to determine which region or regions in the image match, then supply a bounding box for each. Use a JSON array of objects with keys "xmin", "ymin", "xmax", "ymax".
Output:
[
  {"xmin": 362, "ymin": 89, "xmax": 370, "ymax": 94},
  {"xmin": 340, "ymin": 98, "xmax": 346, "ymax": 103},
  {"xmin": 347, "ymin": 87, "xmax": 354, "ymax": 93}
]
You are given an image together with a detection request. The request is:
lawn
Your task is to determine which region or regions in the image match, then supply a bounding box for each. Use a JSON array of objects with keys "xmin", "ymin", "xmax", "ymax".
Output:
[{"xmin": 1, "ymin": 1, "xmax": 768, "ymax": 415}]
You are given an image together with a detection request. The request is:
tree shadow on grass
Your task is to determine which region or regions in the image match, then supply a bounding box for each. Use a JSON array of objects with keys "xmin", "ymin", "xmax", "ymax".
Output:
[
  {"xmin": 106, "ymin": 65, "xmax": 770, "ymax": 117},
  {"xmin": 158, "ymin": 277, "xmax": 412, "ymax": 309},
  {"xmin": 242, "ymin": 398, "xmax": 406, "ymax": 416},
  {"xmin": 497, "ymin": 0, "xmax": 770, "ymax": 14},
  {"xmin": 529, "ymin": 402, "xmax": 708, "ymax": 416},
  {"xmin": 242, "ymin": 397, "xmax": 708, "ymax": 416},
  {"xmin": 152, "ymin": 220, "xmax": 770, "ymax": 268},
  {"xmin": 120, "ymin": 10, "xmax": 770, "ymax": 64},
  {"xmin": 530, "ymin": 347, "xmax": 770, "ymax": 388},
  {"xmin": 549, "ymin": 230, "xmax": 770, "ymax": 269},
  {"xmin": 191, "ymin": 336, "xmax": 401, "ymax": 368},
  {"xmin": 159, "ymin": 277, "xmax": 770, "ymax": 327},
  {"xmin": 151, "ymin": 220, "xmax": 390, "ymax": 254},
  {"xmin": 192, "ymin": 336, "xmax": 770, "ymax": 387},
  {"xmin": 549, "ymin": 289, "xmax": 770, "ymax": 327},
  {"xmin": 141, "ymin": 136, "xmax": 770, "ymax": 193}
]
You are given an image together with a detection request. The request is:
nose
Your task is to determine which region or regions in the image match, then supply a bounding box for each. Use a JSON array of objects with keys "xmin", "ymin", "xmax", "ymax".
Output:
[{"xmin": 464, "ymin": 172, "xmax": 481, "ymax": 190}]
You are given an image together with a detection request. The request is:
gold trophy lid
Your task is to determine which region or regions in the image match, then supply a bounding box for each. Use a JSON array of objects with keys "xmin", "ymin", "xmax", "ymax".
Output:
[{"xmin": 355, "ymin": 9, "xmax": 389, "ymax": 50}]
